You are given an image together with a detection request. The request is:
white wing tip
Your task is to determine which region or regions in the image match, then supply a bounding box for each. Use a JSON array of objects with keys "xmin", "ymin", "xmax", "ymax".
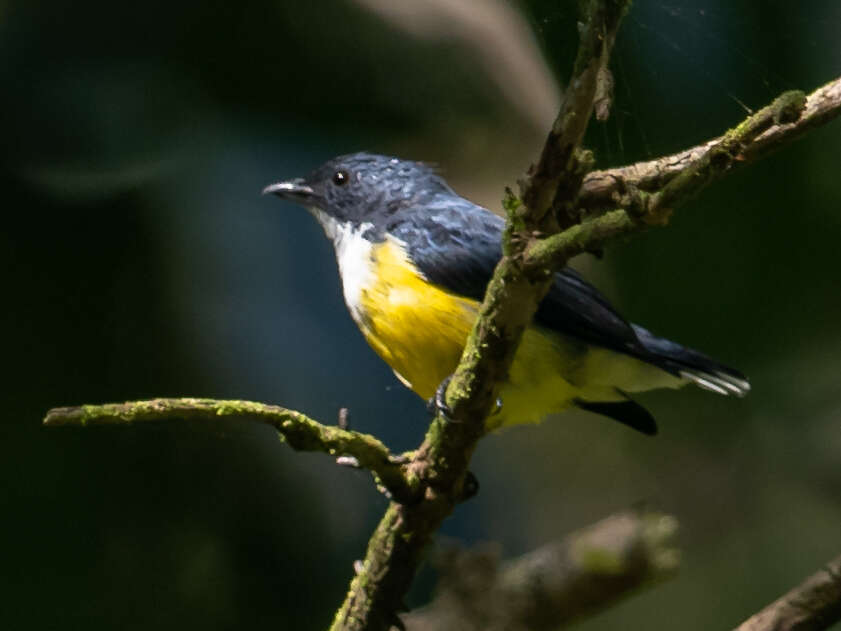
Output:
[{"xmin": 680, "ymin": 370, "xmax": 751, "ymax": 397}]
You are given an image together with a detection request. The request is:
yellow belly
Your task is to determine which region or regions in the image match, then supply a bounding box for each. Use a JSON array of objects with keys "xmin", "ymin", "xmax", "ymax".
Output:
[{"xmin": 353, "ymin": 239, "xmax": 679, "ymax": 430}]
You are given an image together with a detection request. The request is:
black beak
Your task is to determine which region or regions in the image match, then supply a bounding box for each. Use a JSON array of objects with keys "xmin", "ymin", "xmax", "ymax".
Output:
[{"xmin": 262, "ymin": 178, "xmax": 316, "ymax": 202}]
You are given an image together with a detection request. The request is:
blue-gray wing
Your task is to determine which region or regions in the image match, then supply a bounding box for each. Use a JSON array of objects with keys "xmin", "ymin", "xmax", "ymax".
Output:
[{"xmin": 388, "ymin": 196, "xmax": 646, "ymax": 357}]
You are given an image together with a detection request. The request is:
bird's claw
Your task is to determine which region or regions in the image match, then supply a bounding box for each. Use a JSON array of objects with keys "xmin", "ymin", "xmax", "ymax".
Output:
[
  {"xmin": 459, "ymin": 471, "xmax": 480, "ymax": 502},
  {"xmin": 427, "ymin": 375, "xmax": 458, "ymax": 423}
]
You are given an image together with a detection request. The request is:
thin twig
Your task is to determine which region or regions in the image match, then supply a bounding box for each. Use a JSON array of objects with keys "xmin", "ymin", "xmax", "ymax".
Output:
[
  {"xmin": 579, "ymin": 77, "xmax": 841, "ymax": 213},
  {"xmin": 732, "ymin": 554, "xmax": 841, "ymax": 631},
  {"xmin": 523, "ymin": 89, "xmax": 812, "ymax": 271},
  {"xmin": 518, "ymin": 0, "xmax": 629, "ymax": 228},
  {"xmin": 44, "ymin": 398, "xmax": 417, "ymax": 502}
]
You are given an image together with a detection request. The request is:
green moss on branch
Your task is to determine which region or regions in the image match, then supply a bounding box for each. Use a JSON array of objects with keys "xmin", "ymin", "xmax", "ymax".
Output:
[
  {"xmin": 524, "ymin": 88, "xmax": 813, "ymax": 272},
  {"xmin": 579, "ymin": 78, "xmax": 841, "ymax": 213},
  {"xmin": 44, "ymin": 398, "xmax": 418, "ymax": 502}
]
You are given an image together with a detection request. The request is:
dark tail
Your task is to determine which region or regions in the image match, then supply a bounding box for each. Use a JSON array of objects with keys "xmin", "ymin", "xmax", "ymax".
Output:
[
  {"xmin": 576, "ymin": 398, "xmax": 658, "ymax": 435},
  {"xmin": 631, "ymin": 324, "xmax": 750, "ymax": 397}
]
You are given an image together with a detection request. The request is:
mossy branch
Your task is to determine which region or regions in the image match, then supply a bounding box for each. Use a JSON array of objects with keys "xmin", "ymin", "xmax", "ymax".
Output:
[
  {"xmin": 732, "ymin": 553, "xmax": 841, "ymax": 631},
  {"xmin": 523, "ymin": 88, "xmax": 813, "ymax": 271},
  {"xmin": 579, "ymin": 77, "xmax": 841, "ymax": 214},
  {"xmin": 44, "ymin": 398, "xmax": 418, "ymax": 502},
  {"xmin": 517, "ymin": 0, "xmax": 630, "ymax": 228}
]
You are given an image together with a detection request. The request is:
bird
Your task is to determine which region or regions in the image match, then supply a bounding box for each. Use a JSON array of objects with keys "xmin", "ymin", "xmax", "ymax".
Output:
[{"xmin": 263, "ymin": 152, "xmax": 749, "ymax": 435}]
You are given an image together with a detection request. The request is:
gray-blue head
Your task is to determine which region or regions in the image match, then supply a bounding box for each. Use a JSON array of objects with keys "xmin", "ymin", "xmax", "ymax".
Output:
[{"xmin": 263, "ymin": 152, "xmax": 454, "ymax": 231}]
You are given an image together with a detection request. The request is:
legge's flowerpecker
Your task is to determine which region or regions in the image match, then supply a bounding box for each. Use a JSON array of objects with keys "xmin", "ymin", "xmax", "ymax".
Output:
[{"xmin": 263, "ymin": 153, "xmax": 749, "ymax": 434}]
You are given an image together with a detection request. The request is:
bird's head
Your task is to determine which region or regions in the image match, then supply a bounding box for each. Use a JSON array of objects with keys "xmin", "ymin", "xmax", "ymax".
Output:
[{"xmin": 263, "ymin": 152, "xmax": 453, "ymax": 237}]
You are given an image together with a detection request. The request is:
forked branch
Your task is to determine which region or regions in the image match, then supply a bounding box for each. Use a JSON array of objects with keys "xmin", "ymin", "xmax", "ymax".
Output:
[{"xmin": 330, "ymin": 2, "xmax": 634, "ymax": 629}]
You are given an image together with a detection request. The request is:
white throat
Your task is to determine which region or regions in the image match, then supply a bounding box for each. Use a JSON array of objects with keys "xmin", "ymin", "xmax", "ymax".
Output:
[{"xmin": 310, "ymin": 208, "xmax": 374, "ymax": 323}]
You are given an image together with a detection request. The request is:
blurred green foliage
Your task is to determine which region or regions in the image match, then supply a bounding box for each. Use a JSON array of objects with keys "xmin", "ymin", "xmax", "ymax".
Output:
[{"xmin": 2, "ymin": 0, "xmax": 840, "ymax": 629}]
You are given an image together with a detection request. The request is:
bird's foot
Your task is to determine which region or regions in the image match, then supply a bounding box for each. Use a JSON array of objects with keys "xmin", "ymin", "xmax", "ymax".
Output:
[
  {"xmin": 427, "ymin": 375, "xmax": 459, "ymax": 423},
  {"xmin": 427, "ymin": 376, "xmax": 503, "ymax": 423},
  {"xmin": 459, "ymin": 471, "xmax": 480, "ymax": 502}
]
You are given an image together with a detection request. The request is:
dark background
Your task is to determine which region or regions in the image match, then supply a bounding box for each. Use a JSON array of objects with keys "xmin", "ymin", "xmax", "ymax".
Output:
[{"xmin": 3, "ymin": 1, "xmax": 840, "ymax": 629}]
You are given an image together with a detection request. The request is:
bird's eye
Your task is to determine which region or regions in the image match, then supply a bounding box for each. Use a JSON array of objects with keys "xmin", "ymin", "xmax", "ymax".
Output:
[{"xmin": 333, "ymin": 170, "xmax": 350, "ymax": 186}]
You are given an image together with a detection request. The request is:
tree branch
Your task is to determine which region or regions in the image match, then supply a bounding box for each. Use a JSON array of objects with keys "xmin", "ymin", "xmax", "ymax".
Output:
[
  {"xmin": 518, "ymin": 0, "xmax": 628, "ymax": 228},
  {"xmin": 579, "ymin": 77, "xmax": 841, "ymax": 213},
  {"xmin": 523, "ymin": 88, "xmax": 813, "ymax": 271},
  {"xmin": 402, "ymin": 510, "xmax": 679, "ymax": 631},
  {"xmin": 732, "ymin": 554, "xmax": 841, "ymax": 631},
  {"xmin": 44, "ymin": 398, "xmax": 417, "ymax": 502},
  {"xmin": 329, "ymin": 3, "xmax": 632, "ymax": 629}
]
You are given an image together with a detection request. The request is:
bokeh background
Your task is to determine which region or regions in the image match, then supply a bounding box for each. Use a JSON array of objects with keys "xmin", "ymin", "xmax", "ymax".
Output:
[{"xmin": 3, "ymin": 0, "xmax": 840, "ymax": 629}]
